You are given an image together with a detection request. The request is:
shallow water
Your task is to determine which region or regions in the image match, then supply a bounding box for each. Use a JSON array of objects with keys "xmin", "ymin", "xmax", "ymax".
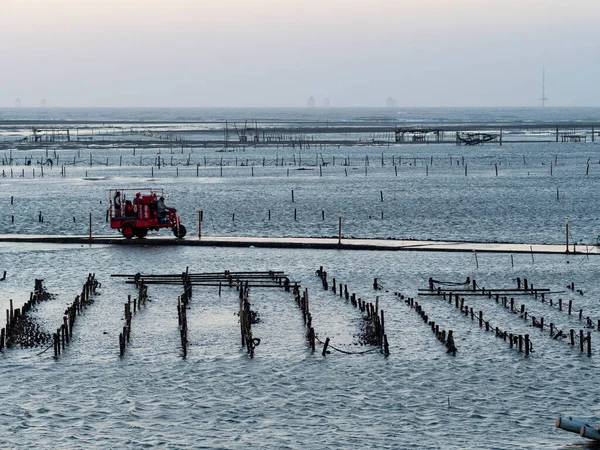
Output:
[
  {"xmin": 2, "ymin": 138, "xmax": 600, "ymax": 245},
  {"xmin": 1, "ymin": 108, "xmax": 600, "ymax": 448},
  {"xmin": 1, "ymin": 245, "xmax": 600, "ymax": 448}
]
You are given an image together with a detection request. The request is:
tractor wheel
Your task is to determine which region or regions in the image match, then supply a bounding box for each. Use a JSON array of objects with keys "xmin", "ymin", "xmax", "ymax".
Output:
[
  {"xmin": 121, "ymin": 223, "xmax": 135, "ymax": 239},
  {"xmin": 136, "ymin": 228, "xmax": 148, "ymax": 239},
  {"xmin": 172, "ymin": 224, "xmax": 186, "ymax": 239}
]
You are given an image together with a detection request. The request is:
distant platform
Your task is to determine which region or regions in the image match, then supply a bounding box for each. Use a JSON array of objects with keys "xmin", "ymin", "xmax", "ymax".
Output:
[{"xmin": 0, "ymin": 234, "xmax": 594, "ymax": 255}]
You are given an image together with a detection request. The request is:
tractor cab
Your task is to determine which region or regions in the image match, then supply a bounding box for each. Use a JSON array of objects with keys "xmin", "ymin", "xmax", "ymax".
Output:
[{"xmin": 109, "ymin": 188, "xmax": 186, "ymax": 239}]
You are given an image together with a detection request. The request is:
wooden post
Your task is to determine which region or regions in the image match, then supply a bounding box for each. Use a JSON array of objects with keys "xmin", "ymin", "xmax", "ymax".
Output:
[
  {"xmin": 568, "ymin": 300, "xmax": 572, "ymax": 315},
  {"xmin": 197, "ymin": 208, "xmax": 202, "ymax": 239},
  {"xmin": 524, "ymin": 335, "xmax": 530, "ymax": 356},
  {"xmin": 580, "ymin": 330, "xmax": 584, "ymax": 353},
  {"xmin": 338, "ymin": 213, "xmax": 342, "ymax": 245},
  {"xmin": 89, "ymin": 209, "xmax": 92, "ymax": 240},
  {"xmin": 119, "ymin": 333, "xmax": 124, "ymax": 356},
  {"xmin": 177, "ymin": 296, "xmax": 182, "ymax": 326},
  {"xmin": 566, "ymin": 219, "xmax": 569, "ymax": 253},
  {"xmin": 322, "ymin": 337, "xmax": 330, "ymax": 356},
  {"xmin": 587, "ymin": 332, "xmax": 591, "ymax": 356},
  {"xmin": 570, "ymin": 329, "xmax": 574, "ymax": 345},
  {"xmin": 518, "ymin": 335, "xmax": 523, "ymax": 352},
  {"xmin": 63, "ymin": 316, "xmax": 69, "ymax": 344}
]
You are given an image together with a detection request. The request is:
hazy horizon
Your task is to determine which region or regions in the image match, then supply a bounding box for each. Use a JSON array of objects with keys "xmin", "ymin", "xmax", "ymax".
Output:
[
  {"xmin": 4, "ymin": 106, "xmax": 600, "ymax": 110},
  {"xmin": 2, "ymin": 0, "xmax": 599, "ymax": 108}
]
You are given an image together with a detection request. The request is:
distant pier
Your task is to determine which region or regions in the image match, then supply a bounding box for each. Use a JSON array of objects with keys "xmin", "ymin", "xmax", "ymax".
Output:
[{"xmin": 0, "ymin": 119, "xmax": 598, "ymax": 149}]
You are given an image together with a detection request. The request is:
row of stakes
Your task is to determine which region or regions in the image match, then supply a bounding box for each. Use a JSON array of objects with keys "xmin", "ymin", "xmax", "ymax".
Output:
[
  {"xmin": 119, "ymin": 280, "xmax": 149, "ymax": 356},
  {"xmin": 0, "ymin": 153, "xmax": 451, "ymax": 174},
  {"xmin": 316, "ymin": 267, "xmax": 389, "ymax": 356},
  {"xmin": 1, "ymin": 279, "xmax": 51, "ymax": 350},
  {"xmin": 399, "ymin": 294, "xmax": 456, "ymax": 355},
  {"xmin": 3, "ymin": 158, "xmax": 588, "ymax": 181},
  {"xmin": 461, "ymin": 284, "xmax": 591, "ymax": 356},
  {"xmin": 118, "ymin": 274, "xmax": 253, "ymax": 358},
  {"xmin": 177, "ymin": 275, "xmax": 193, "ymax": 358},
  {"xmin": 531, "ymin": 282, "xmax": 597, "ymax": 330},
  {"xmin": 3, "ymin": 161, "xmax": 408, "ymax": 180},
  {"xmin": 112, "ymin": 269, "xmax": 384, "ymax": 358},
  {"xmin": 3, "ymin": 151, "xmax": 589, "ymax": 178},
  {"xmin": 430, "ymin": 289, "xmax": 533, "ymax": 356},
  {"xmin": 238, "ymin": 280, "xmax": 260, "ymax": 358},
  {"xmin": 430, "ymin": 277, "xmax": 593, "ymax": 356},
  {"xmin": 54, "ymin": 274, "xmax": 100, "ymax": 358},
  {"xmin": 292, "ymin": 283, "xmax": 318, "ymax": 354},
  {"xmin": 114, "ymin": 270, "xmax": 298, "ymax": 359},
  {"xmin": 1, "ymin": 152, "xmax": 452, "ymax": 172},
  {"xmin": 0, "ymin": 160, "xmax": 497, "ymax": 180},
  {"xmin": 445, "ymin": 277, "xmax": 588, "ymax": 322}
]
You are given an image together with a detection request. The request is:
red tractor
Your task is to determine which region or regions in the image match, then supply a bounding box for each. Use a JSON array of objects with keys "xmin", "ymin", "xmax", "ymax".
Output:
[{"xmin": 109, "ymin": 188, "xmax": 186, "ymax": 239}]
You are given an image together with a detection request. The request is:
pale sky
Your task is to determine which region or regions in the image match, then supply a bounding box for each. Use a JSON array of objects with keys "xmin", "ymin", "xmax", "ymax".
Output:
[{"xmin": 1, "ymin": 0, "xmax": 599, "ymax": 107}]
